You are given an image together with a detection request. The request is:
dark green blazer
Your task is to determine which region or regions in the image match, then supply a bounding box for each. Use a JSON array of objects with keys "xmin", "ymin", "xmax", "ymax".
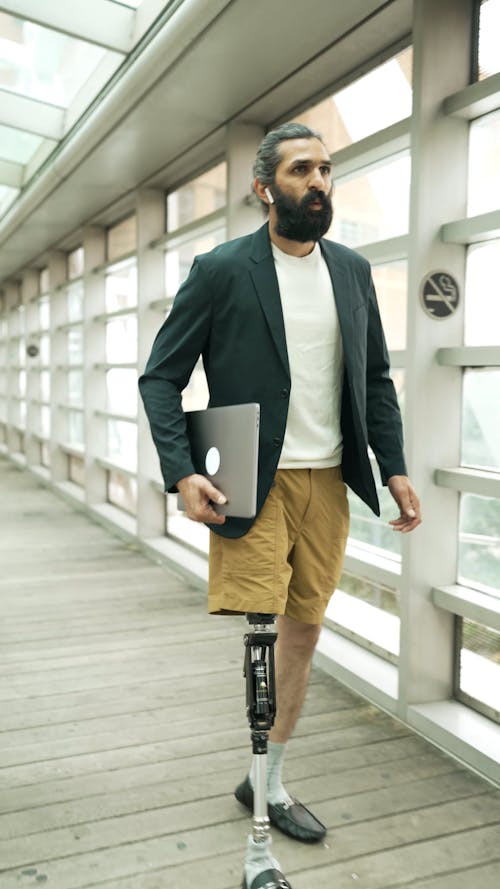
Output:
[{"xmin": 139, "ymin": 223, "xmax": 407, "ymax": 538}]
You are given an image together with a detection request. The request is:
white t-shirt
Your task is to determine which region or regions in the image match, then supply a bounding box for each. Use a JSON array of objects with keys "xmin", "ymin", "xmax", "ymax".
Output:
[{"xmin": 272, "ymin": 242, "xmax": 344, "ymax": 469}]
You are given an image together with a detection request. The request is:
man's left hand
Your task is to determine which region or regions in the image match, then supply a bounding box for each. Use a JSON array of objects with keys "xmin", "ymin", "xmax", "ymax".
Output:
[{"xmin": 387, "ymin": 475, "xmax": 422, "ymax": 533}]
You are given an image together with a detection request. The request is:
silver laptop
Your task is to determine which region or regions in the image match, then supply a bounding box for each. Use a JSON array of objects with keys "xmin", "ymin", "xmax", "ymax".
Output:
[{"xmin": 178, "ymin": 403, "xmax": 260, "ymax": 518}]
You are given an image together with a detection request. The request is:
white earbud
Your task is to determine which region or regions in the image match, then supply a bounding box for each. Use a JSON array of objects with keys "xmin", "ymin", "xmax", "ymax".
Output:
[{"xmin": 264, "ymin": 187, "xmax": 275, "ymax": 205}]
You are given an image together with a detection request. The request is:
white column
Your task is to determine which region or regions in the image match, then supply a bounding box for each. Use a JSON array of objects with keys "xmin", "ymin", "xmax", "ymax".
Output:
[
  {"xmin": 4, "ymin": 282, "xmax": 21, "ymax": 454},
  {"xmin": 136, "ymin": 187, "xmax": 167, "ymax": 539},
  {"xmin": 398, "ymin": 0, "xmax": 474, "ymax": 711},
  {"xmin": 48, "ymin": 251, "xmax": 69, "ymax": 483},
  {"xmin": 83, "ymin": 226, "xmax": 107, "ymax": 505},
  {"xmin": 22, "ymin": 269, "xmax": 40, "ymax": 466},
  {"xmin": 226, "ymin": 121, "xmax": 264, "ymax": 239}
]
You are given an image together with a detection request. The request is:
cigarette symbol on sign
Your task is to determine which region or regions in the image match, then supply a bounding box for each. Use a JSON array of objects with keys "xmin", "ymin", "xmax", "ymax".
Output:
[{"xmin": 421, "ymin": 272, "xmax": 460, "ymax": 319}]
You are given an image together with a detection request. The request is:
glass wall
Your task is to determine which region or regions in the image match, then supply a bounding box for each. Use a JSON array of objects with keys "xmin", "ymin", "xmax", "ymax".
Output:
[
  {"xmin": 290, "ymin": 48, "xmax": 412, "ymax": 659},
  {"xmin": 163, "ymin": 163, "xmax": 227, "ymax": 551}
]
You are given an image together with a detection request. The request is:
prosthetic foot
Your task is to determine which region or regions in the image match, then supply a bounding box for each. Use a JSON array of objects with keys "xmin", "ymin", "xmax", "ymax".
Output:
[{"xmin": 241, "ymin": 613, "xmax": 292, "ymax": 889}]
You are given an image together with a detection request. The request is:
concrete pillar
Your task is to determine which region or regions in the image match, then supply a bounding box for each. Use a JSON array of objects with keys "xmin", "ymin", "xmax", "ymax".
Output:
[
  {"xmin": 226, "ymin": 121, "xmax": 265, "ymax": 239},
  {"xmin": 136, "ymin": 188, "xmax": 167, "ymax": 539},
  {"xmin": 398, "ymin": 0, "xmax": 474, "ymax": 711},
  {"xmin": 47, "ymin": 252, "xmax": 69, "ymax": 482},
  {"xmin": 21, "ymin": 269, "xmax": 40, "ymax": 466},
  {"xmin": 83, "ymin": 226, "xmax": 107, "ymax": 505}
]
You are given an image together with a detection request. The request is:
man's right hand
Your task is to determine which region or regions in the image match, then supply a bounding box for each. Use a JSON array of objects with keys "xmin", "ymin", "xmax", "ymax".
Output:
[{"xmin": 176, "ymin": 473, "xmax": 227, "ymax": 525}]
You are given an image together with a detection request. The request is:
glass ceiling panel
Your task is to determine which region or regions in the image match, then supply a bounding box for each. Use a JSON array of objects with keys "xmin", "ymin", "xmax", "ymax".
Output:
[
  {"xmin": 0, "ymin": 11, "xmax": 122, "ymax": 106},
  {"xmin": 0, "ymin": 123, "xmax": 43, "ymax": 163},
  {"xmin": 0, "ymin": 183, "xmax": 19, "ymax": 215},
  {"xmin": 478, "ymin": 0, "xmax": 500, "ymax": 80}
]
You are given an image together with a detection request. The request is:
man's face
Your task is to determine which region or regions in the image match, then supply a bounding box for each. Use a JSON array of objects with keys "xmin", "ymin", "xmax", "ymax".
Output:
[{"xmin": 271, "ymin": 137, "xmax": 333, "ymax": 242}]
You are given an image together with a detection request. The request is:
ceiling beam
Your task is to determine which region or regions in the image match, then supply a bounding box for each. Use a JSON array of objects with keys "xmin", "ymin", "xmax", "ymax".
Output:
[
  {"xmin": 0, "ymin": 0, "xmax": 133, "ymax": 53},
  {"xmin": 0, "ymin": 158, "xmax": 24, "ymax": 188},
  {"xmin": 0, "ymin": 89, "xmax": 65, "ymax": 139}
]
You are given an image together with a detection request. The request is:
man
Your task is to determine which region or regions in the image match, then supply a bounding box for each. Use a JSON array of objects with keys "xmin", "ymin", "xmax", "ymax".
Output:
[{"xmin": 139, "ymin": 122, "xmax": 421, "ymax": 889}]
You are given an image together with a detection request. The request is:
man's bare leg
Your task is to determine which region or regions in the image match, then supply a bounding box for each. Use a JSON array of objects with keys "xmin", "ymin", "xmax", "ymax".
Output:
[{"xmin": 270, "ymin": 615, "xmax": 322, "ymax": 744}]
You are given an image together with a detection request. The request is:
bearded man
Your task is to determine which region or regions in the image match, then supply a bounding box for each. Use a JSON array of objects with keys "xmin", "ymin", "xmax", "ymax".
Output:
[{"xmin": 139, "ymin": 122, "xmax": 421, "ymax": 889}]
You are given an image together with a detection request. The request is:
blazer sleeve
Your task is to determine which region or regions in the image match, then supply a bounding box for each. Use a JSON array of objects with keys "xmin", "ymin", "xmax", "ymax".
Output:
[
  {"xmin": 365, "ymin": 274, "xmax": 408, "ymax": 484},
  {"xmin": 138, "ymin": 257, "xmax": 213, "ymax": 491}
]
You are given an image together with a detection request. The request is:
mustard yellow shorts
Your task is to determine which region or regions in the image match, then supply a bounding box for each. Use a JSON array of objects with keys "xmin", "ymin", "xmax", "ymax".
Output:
[{"xmin": 208, "ymin": 467, "xmax": 349, "ymax": 624}]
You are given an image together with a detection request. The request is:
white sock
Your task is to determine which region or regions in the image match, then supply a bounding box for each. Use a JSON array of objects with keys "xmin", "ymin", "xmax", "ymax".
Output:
[
  {"xmin": 244, "ymin": 835, "xmax": 281, "ymax": 889},
  {"xmin": 249, "ymin": 741, "xmax": 293, "ymax": 806}
]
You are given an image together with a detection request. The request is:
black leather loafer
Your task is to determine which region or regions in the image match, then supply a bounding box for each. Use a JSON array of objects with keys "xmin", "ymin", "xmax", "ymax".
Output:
[
  {"xmin": 235, "ymin": 776, "xmax": 326, "ymax": 843},
  {"xmin": 242, "ymin": 867, "xmax": 292, "ymax": 888}
]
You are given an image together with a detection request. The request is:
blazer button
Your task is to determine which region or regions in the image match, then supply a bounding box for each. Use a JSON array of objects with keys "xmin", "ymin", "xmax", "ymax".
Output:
[
  {"xmin": 273, "ymin": 436, "xmax": 281, "ymax": 447},
  {"xmin": 280, "ymin": 388, "xmax": 289, "ymax": 398}
]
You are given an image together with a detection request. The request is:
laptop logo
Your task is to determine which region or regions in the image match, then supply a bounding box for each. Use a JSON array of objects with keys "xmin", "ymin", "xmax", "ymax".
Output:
[{"xmin": 205, "ymin": 446, "xmax": 221, "ymax": 476}]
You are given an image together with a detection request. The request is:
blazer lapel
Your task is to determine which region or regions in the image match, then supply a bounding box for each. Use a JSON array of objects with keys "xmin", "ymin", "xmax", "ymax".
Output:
[
  {"xmin": 319, "ymin": 240, "xmax": 355, "ymax": 372},
  {"xmin": 249, "ymin": 225, "xmax": 290, "ymax": 378}
]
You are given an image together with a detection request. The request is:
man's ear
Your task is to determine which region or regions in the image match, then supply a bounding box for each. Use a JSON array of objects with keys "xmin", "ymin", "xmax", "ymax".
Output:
[{"xmin": 253, "ymin": 177, "xmax": 272, "ymax": 206}]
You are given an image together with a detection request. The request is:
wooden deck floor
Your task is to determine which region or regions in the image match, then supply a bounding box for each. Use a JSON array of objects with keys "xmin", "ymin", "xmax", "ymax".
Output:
[{"xmin": 1, "ymin": 457, "xmax": 499, "ymax": 889}]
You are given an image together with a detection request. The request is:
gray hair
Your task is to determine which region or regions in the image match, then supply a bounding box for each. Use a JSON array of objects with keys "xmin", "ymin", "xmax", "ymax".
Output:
[{"xmin": 253, "ymin": 122, "xmax": 325, "ymax": 186}]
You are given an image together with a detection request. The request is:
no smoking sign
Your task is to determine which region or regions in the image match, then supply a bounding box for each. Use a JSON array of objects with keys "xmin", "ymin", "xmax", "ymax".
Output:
[{"xmin": 420, "ymin": 272, "xmax": 460, "ymax": 319}]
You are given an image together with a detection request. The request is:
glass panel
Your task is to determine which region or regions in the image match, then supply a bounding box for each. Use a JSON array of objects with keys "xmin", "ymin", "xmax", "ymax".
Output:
[
  {"xmin": 68, "ymin": 454, "xmax": 85, "ymax": 486},
  {"xmin": 0, "ymin": 123, "xmax": 43, "ymax": 162},
  {"xmin": 330, "ymin": 154, "xmax": 411, "ymax": 247},
  {"xmin": 40, "ymin": 370, "xmax": 50, "ymax": 401},
  {"xmin": 292, "ymin": 48, "xmax": 412, "ymax": 154},
  {"xmin": 462, "ymin": 369, "xmax": 500, "ymax": 472},
  {"xmin": 106, "ymin": 315, "xmax": 137, "ymax": 363},
  {"xmin": 40, "ymin": 405, "xmax": 50, "ymax": 437},
  {"xmin": 107, "ymin": 419, "xmax": 137, "ymax": 470},
  {"xmin": 39, "ymin": 296, "xmax": 50, "ymax": 329},
  {"xmin": 39, "ymin": 334, "xmax": 50, "ymax": 365},
  {"xmin": 468, "ymin": 110, "xmax": 500, "ymax": 216},
  {"xmin": 477, "ymin": 0, "xmax": 500, "ymax": 80},
  {"xmin": 166, "ymin": 493, "xmax": 210, "ymax": 553},
  {"xmin": 0, "ymin": 184, "xmax": 19, "ymax": 215},
  {"xmin": 167, "ymin": 162, "xmax": 227, "ymax": 231},
  {"xmin": 107, "ymin": 470, "xmax": 137, "ymax": 515},
  {"xmin": 68, "ymin": 247, "xmax": 84, "ymax": 279},
  {"xmin": 348, "ymin": 368, "xmax": 405, "ymax": 558},
  {"xmin": 337, "ymin": 573, "xmax": 399, "ymax": 616},
  {"xmin": 105, "ymin": 261, "xmax": 138, "ymax": 312},
  {"xmin": 68, "ymin": 327, "xmax": 83, "ymax": 364},
  {"xmin": 18, "ymin": 369, "xmax": 26, "ymax": 397},
  {"xmin": 464, "ymin": 241, "xmax": 500, "ymax": 345},
  {"xmin": 165, "ymin": 229, "xmax": 226, "ymax": 298},
  {"xmin": 458, "ymin": 493, "xmax": 500, "ymax": 599},
  {"xmin": 458, "ymin": 618, "xmax": 500, "ymax": 719},
  {"xmin": 68, "ymin": 369, "xmax": 84, "ymax": 406},
  {"xmin": 325, "ymin": 576, "xmax": 400, "ymax": 661},
  {"xmin": 181, "ymin": 360, "xmax": 209, "ymax": 412},
  {"xmin": 107, "ymin": 216, "xmax": 137, "ymax": 261},
  {"xmin": 67, "ymin": 281, "xmax": 84, "ymax": 322},
  {"xmin": 68, "ymin": 409, "xmax": 84, "ymax": 445},
  {"xmin": 0, "ymin": 12, "xmax": 120, "ymax": 106},
  {"xmin": 371, "ymin": 260, "xmax": 407, "ymax": 351},
  {"xmin": 106, "ymin": 368, "xmax": 138, "ymax": 416},
  {"xmin": 348, "ymin": 485, "xmax": 402, "ymax": 559}
]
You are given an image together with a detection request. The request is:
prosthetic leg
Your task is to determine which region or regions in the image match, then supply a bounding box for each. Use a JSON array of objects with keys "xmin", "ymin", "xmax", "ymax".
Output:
[{"xmin": 242, "ymin": 613, "xmax": 292, "ymax": 889}]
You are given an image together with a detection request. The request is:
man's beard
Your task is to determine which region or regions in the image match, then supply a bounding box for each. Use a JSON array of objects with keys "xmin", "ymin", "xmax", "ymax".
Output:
[{"xmin": 272, "ymin": 185, "xmax": 333, "ymax": 242}]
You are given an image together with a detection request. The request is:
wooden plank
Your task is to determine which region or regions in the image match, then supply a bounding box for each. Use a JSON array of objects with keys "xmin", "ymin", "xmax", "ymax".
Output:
[
  {"xmin": 0, "ymin": 734, "xmax": 426, "ymax": 817},
  {"xmin": 0, "ymin": 756, "xmax": 476, "ymax": 842}
]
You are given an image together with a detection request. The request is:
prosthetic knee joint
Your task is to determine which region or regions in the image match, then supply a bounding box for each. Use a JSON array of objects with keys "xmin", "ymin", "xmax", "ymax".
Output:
[{"xmin": 243, "ymin": 612, "xmax": 277, "ymax": 843}]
